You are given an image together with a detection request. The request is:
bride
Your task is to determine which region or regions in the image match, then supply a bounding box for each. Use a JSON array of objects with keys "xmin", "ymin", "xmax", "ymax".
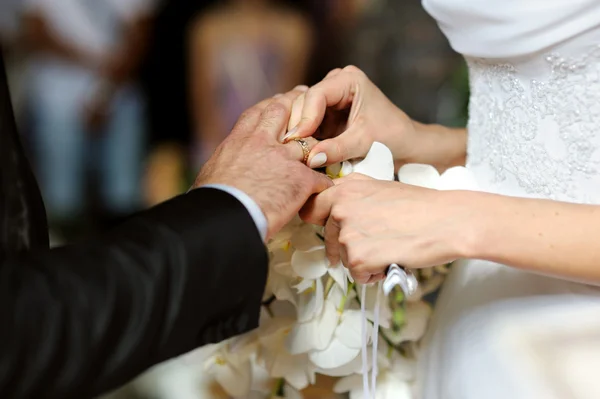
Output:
[{"xmin": 289, "ymin": 0, "xmax": 600, "ymax": 398}]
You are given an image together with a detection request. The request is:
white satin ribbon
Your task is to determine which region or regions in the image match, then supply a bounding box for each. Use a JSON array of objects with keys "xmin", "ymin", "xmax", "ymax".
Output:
[{"xmin": 360, "ymin": 265, "xmax": 418, "ymax": 399}]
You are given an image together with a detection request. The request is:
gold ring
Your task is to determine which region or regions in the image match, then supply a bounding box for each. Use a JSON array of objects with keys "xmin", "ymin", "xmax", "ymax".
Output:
[{"xmin": 293, "ymin": 138, "xmax": 310, "ymax": 165}]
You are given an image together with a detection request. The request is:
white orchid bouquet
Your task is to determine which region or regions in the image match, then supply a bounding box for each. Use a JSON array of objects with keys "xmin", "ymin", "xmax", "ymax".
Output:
[{"xmin": 133, "ymin": 143, "xmax": 477, "ymax": 399}]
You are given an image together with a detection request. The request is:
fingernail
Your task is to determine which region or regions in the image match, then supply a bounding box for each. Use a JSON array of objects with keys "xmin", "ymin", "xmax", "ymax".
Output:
[
  {"xmin": 273, "ymin": 93, "xmax": 283, "ymax": 98},
  {"xmin": 309, "ymin": 153, "xmax": 327, "ymax": 168},
  {"xmin": 294, "ymin": 85, "xmax": 309, "ymax": 92},
  {"xmin": 282, "ymin": 127, "xmax": 298, "ymax": 142}
]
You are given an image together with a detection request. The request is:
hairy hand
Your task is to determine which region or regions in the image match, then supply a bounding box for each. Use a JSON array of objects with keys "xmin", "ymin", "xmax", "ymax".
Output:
[{"xmin": 195, "ymin": 87, "xmax": 332, "ymax": 239}]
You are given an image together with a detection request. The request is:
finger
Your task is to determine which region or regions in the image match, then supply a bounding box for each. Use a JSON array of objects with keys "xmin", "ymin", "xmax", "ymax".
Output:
[
  {"xmin": 281, "ymin": 85, "xmax": 308, "ymax": 103},
  {"xmin": 286, "ymin": 69, "xmax": 362, "ymax": 140},
  {"xmin": 309, "ymin": 168, "xmax": 334, "ymax": 195},
  {"xmin": 333, "ymin": 173, "xmax": 373, "ymax": 185},
  {"xmin": 287, "ymin": 92, "xmax": 306, "ymax": 133},
  {"xmin": 258, "ymin": 96, "xmax": 294, "ymax": 141},
  {"xmin": 367, "ymin": 273, "xmax": 385, "ymax": 284},
  {"xmin": 299, "ymin": 184, "xmax": 338, "ymax": 226},
  {"xmin": 324, "ymin": 216, "xmax": 341, "ymax": 265},
  {"xmin": 232, "ymin": 96, "xmax": 276, "ymax": 133},
  {"xmin": 306, "ymin": 125, "xmax": 371, "ymax": 167},
  {"xmin": 283, "ymin": 136, "xmax": 319, "ymax": 162},
  {"xmin": 324, "ymin": 68, "xmax": 342, "ymax": 80}
]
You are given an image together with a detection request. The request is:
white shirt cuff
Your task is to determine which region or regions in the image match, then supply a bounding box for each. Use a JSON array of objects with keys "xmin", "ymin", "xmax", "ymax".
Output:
[{"xmin": 200, "ymin": 184, "xmax": 268, "ymax": 241}]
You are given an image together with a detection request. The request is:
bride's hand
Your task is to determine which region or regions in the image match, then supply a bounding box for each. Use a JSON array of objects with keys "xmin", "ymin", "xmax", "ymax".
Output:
[
  {"xmin": 283, "ymin": 66, "xmax": 419, "ymax": 168},
  {"xmin": 300, "ymin": 174, "xmax": 478, "ymax": 284}
]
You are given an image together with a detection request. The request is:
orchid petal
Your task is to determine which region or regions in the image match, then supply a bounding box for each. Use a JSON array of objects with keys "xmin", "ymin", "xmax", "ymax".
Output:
[
  {"xmin": 325, "ymin": 283, "xmax": 346, "ymax": 307},
  {"xmin": 376, "ymin": 378, "xmax": 413, "ymax": 399},
  {"xmin": 309, "ymin": 339, "xmax": 361, "ymax": 369},
  {"xmin": 296, "ymin": 278, "xmax": 324, "ymax": 322},
  {"xmin": 438, "ymin": 166, "xmax": 479, "ymax": 191},
  {"xmin": 390, "ymin": 356, "xmax": 417, "ymax": 381},
  {"xmin": 294, "ymin": 278, "xmax": 314, "ymax": 294},
  {"xmin": 291, "ymin": 225, "xmax": 325, "ymax": 252},
  {"xmin": 327, "ymin": 262, "xmax": 348, "ymax": 293},
  {"xmin": 339, "ymin": 161, "xmax": 354, "ymax": 177},
  {"xmin": 400, "ymin": 300, "xmax": 432, "ymax": 342},
  {"xmin": 213, "ymin": 360, "xmax": 252, "ymax": 398},
  {"xmin": 326, "ymin": 163, "xmax": 342, "ymax": 178},
  {"xmin": 398, "ymin": 164, "xmax": 440, "ymax": 189},
  {"xmin": 336, "ymin": 310, "xmax": 369, "ymax": 349},
  {"xmin": 269, "ymin": 271, "xmax": 297, "ymax": 305},
  {"xmin": 333, "ymin": 374, "xmax": 363, "ymax": 393},
  {"xmin": 282, "ymin": 384, "xmax": 304, "ymax": 399},
  {"xmin": 318, "ymin": 350, "xmax": 370, "ymax": 377},
  {"xmin": 275, "ymin": 355, "xmax": 315, "ymax": 391},
  {"xmin": 291, "ymin": 247, "xmax": 329, "ymax": 280},
  {"xmin": 383, "ymin": 301, "xmax": 432, "ymax": 344},
  {"xmin": 286, "ymin": 300, "xmax": 337, "ymax": 354},
  {"xmin": 351, "ymin": 142, "xmax": 395, "ymax": 181},
  {"xmin": 249, "ymin": 361, "xmax": 274, "ymax": 394}
]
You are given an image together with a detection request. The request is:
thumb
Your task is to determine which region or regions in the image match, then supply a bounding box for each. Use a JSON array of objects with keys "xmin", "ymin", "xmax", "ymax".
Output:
[
  {"xmin": 306, "ymin": 127, "xmax": 371, "ymax": 168},
  {"xmin": 309, "ymin": 168, "xmax": 334, "ymax": 194}
]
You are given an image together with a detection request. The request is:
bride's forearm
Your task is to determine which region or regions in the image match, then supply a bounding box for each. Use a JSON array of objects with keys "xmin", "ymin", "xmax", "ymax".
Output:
[
  {"xmin": 405, "ymin": 122, "xmax": 467, "ymax": 171},
  {"xmin": 464, "ymin": 192, "xmax": 600, "ymax": 283}
]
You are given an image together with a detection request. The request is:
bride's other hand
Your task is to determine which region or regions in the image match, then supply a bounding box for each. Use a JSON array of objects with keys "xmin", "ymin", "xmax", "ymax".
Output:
[
  {"xmin": 283, "ymin": 66, "xmax": 467, "ymax": 171},
  {"xmin": 300, "ymin": 174, "xmax": 478, "ymax": 284},
  {"xmin": 283, "ymin": 66, "xmax": 418, "ymax": 168}
]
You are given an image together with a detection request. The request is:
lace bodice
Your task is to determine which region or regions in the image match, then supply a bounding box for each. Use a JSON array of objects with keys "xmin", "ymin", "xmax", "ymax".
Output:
[{"xmin": 464, "ymin": 30, "xmax": 600, "ymax": 204}]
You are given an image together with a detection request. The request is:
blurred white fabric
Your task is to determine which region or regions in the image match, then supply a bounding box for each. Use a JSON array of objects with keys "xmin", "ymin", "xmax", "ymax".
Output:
[{"xmin": 417, "ymin": 1, "xmax": 600, "ymax": 398}]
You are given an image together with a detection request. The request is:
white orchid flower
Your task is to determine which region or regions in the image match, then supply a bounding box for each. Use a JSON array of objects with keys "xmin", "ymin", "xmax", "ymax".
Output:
[
  {"xmin": 258, "ymin": 318, "xmax": 316, "ymax": 391},
  {"xmin": 308, "ymin": 309, "xmax": 374, "ymax": 370},
  {"xmin": 285, "ymin": 290, "xmax": 339, "ymax": 355},
  {"xmin": 133, "ymin": 352, "xmax": 226, "ymax": 399},
  {"xmin": 203, "ymin": 335, "xmax": 261, "ymax": 398},
  {"xmin": 326, "ymin": 142, "xmax": 395, "ymax": 181},
  {"xmin": 204, "ymin": 349, "xmax": 252, "ymax": 398},
  {"xmin": 334, "ymin": 354, "xmax": 416, "ymax": 399},
  {"xmin": 398, "ymin": 163, "xmax": 478, "ymax": 191},
  {"xmin": 381, "ymin": 300, "xmax": 432, "ymax": 344}
]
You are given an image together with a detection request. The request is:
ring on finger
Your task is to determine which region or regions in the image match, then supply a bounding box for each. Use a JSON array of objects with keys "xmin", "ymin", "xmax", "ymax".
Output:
[{"xmin": 293, "ymin": 138, "xmax": 310, "ymax": 165}]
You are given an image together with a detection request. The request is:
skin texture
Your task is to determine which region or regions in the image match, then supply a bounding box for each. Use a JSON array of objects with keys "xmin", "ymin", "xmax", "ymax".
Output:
[
  {"xmin": 284, "ymin": 65, "xmax": 467, "ymax": 171},
  {"xmin": 296, "ymin": 66, "xmax": 600, "ymax": 285},
  {"xmin": 195, "ymin": 87, "xmax": 330, "ymax": 240}
]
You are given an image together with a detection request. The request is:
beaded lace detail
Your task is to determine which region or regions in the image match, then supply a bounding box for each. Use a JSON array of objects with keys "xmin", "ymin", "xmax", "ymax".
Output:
[{"xmin": 466, "ymin": 45, "xmax": 600, "ymax": 203}]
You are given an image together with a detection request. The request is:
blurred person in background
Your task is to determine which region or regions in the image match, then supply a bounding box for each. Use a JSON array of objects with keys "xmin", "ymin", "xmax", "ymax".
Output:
[
  {"xmin": 189, "ymin": 0, "xmax": 313, "ymax": 169},
  {"xmin": 141, "ymin": 0, "xmax": 215, "ymax": 207},
  {"xmin": 22, "ymin": 0, "xmax": 156, "ymax": 239},
  {"xmin": 143, "ymin": 0, "xmax": 314, "ymax": 207}
]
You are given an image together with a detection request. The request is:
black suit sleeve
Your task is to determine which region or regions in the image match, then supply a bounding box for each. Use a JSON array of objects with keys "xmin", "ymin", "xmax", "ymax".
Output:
[{"xmin": 0, "ymin": 188, "xmax": 268, "ymax": 399}]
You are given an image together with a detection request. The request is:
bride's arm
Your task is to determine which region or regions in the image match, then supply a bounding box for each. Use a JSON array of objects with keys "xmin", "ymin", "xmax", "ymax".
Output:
[
  {"xmin": 467, "ymin": 193, "xmax": 600, "ymax": 282},
  {"xmin": 301, "ymin": 177, "xmax": 600, "ymax": 284},
  {"xmin": 407, "ymin": 122, "xmax": 467, "ymax": 171}
]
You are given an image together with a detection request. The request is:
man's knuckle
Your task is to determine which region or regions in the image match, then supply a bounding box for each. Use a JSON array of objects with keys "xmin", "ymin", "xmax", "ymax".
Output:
[
  {"xmin": 331, "ymin": 203, "xmax": 348, "ymax": 221},
  {"xmin": 265, "ymin": 101, "xmax": 288, "ymax": 117},
  {"xmin": 343, "ymin": 65, "xmax": 365, "ymax": 76}
]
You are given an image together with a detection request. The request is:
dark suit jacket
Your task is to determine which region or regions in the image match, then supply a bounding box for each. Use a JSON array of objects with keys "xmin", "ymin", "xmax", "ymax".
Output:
[{"xmin": 0, "ymin": 52, "xmax": 268, "ymax": 398}]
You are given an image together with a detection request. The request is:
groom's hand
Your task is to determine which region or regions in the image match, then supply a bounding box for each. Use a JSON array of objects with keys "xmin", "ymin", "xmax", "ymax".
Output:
[{"xmin": 194, "ymin": 87, "xmax": 333, "ymax": 239}]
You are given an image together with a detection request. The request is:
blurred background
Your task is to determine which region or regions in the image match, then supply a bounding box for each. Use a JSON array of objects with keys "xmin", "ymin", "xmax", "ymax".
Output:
[
  {"xmin": 0, "ymin": 0, "xmax": 468, "ymax": 246},
  {"xmin": 0, "ymin": 0, "xmax": 467, "ymax": 397}
]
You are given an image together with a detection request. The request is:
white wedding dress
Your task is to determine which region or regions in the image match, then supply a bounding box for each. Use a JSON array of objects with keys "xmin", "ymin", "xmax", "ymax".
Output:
[{"xmin": 417, "ymin": 1, "xmax": 600, "ymax": 398}]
